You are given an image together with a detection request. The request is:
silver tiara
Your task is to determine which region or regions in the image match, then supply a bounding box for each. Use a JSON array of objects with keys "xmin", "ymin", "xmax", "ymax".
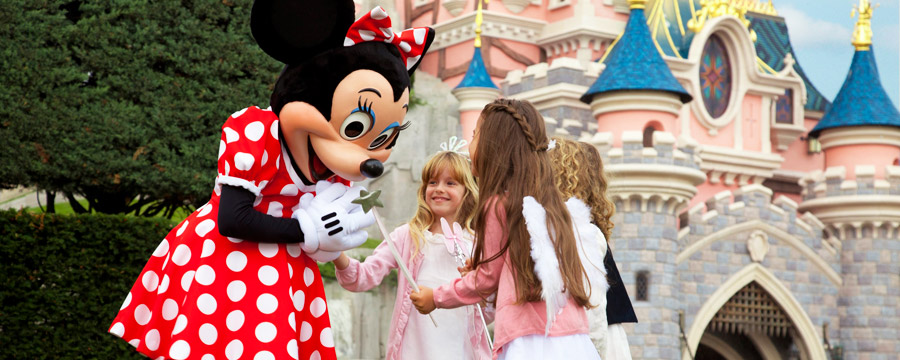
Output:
[{"xmin": 439, "ymin": 136, "xmax": 469, "ymax": 155}]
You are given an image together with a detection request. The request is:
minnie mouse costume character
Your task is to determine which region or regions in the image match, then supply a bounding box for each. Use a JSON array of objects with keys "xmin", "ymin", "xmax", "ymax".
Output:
[{"xmin": 109, "ymin": 1, "xmax": 434, "ymax": 359}]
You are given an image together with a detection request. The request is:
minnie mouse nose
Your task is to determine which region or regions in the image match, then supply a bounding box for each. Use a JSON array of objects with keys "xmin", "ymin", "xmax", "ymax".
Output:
[{"xmin": 360, "ymin": 159, "xmax": 384, "ymax": 178}]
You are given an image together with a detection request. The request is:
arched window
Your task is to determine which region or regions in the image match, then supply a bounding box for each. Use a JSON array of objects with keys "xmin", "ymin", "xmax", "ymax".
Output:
[
  {"xmin": 699, "ymin": 35, "xmax": 732, "ymax": 118},
  {"xmin": 643, "ymin": 126, "xmax": 656, "ymax": 148},
  {"xmin": 636, "ymin": 270, "xmax": 650, "ymax": 301}
]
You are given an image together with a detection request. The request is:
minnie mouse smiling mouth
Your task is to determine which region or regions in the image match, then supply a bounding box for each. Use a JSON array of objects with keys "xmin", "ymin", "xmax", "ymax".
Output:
[{"xmin": 307, "ymin": 137, "xmax": 335, "ymax": 182}]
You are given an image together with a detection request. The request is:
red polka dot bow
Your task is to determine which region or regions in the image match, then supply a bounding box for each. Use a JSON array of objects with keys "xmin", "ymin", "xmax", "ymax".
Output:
[{"xmin": 344, "ymin": 6, "xmax": 432, "ymax": 71}]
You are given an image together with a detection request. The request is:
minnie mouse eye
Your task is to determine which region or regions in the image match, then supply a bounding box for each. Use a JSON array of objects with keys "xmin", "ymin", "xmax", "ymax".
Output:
[
  {"xmin": 368, "ymin": 128, "xmax": 397, "ymax": 150},
  {"xmin": 341, "ymin": 111, "xmax": 373, "ymax": 140}
]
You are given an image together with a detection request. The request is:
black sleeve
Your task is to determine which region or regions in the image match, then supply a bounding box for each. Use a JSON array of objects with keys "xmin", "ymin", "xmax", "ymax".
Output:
[
  {"xmin": 605, "ymin": 249, "xmax": 638, "ymax": 324},
  {"xmin": 217, "ymin": 185, "xmax": 304, "ymax": 243}
]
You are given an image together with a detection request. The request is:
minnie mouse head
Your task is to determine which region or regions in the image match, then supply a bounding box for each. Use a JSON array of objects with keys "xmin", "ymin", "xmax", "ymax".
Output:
[{"xmin": 251, "ymin": 0, "xmax": 435, "ymax": 183}]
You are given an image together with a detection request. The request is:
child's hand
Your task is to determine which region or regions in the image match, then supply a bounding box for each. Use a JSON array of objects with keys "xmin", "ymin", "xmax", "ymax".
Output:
[
  {"xmin": 458, "ymin": 258, "xmax": 473, "ymax": 276},
  {"xmin": 410, "ymin": 286, "xmax": 436, "ymax": 314}
]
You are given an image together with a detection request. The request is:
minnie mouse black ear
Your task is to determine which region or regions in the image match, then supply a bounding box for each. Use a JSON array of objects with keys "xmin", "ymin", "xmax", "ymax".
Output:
[
  {"xmin": 251, "ymin": 0, "xmax": 356, "ymax": 64},
  {"xmin": 406, "ymin": 28, "xmax": 436, "ymax": 76}
]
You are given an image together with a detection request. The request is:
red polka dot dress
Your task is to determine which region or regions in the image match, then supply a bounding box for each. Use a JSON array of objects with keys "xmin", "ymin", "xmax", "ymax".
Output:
[{"xmin": 110, "ymin": 106, "xmax": 341, "ymax": 360}]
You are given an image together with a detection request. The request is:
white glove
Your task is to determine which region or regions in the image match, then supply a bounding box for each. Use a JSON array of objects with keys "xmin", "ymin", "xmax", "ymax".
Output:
[
  {"xmin": 293, "ymin": 181, "xmax": 376, "ymax": 254},
  {"xmin": 304, "ymin": 249, "xmax": 341, "ymax": 263}
]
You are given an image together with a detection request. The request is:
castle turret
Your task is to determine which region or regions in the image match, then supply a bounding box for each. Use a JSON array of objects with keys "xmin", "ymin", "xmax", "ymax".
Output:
[
  {"xmin": 451, "ymin": 0, "xmax": 501, "ymax": 143},
  {"xmin": 799, "ymin": 1, "xmax": 900, "ymax": 357}
]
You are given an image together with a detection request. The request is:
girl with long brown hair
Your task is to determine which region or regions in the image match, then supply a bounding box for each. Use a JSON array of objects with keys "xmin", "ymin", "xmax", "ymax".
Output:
[{"xmin": 411, "ymin": 99, "xmax": 602, "ymax": 359}]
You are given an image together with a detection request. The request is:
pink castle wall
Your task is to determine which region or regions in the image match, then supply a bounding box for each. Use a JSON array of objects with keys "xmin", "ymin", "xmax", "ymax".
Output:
[
  {"xmin": 595, "ymin": 110, "xmax": 678, "ymax": 147},
  {"xmin": 777, "ymin": 117, "xmax": 826, "ymax": 173},
  {"xmin": 825, "ymin": 143, "xmax": 900, "ymax": 179}
]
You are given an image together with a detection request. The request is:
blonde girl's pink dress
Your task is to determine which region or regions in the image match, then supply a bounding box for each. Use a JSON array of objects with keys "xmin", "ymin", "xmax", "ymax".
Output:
[{"xmin": 109, "ymin": 106, "xmax": 343, "ymax": 360}]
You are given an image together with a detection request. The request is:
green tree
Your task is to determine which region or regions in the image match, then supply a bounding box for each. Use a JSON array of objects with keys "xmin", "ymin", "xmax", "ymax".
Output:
[{"xmin": 0, "ymin": 0, "xmax": 281, "ymax": 216}]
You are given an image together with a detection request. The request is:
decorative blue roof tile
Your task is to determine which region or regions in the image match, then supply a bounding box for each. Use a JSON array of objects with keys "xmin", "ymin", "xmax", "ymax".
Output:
[
  {"xmin": 581, "ymin": 8, "xmax": 692, "ymax": 104},
  {"xmin": 810, "ymin": 47, "xmax": 900, "ymax": 137},
  {"xmin": 455, "ymin": 47, "xmax": 498, "ymax": 89}
]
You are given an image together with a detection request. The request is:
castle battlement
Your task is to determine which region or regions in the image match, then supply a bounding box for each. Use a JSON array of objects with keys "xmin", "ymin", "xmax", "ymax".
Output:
[
  {"xmin": 501, "ymin": 58, "xmax": 602, "ymax": 96},
  {"xmin": 580, "ymin": 130, "xmax": 702, "ymax": 170},
  {"xmin": 799, "ymin": 165, "xmax": 900, "ymax": 200}
]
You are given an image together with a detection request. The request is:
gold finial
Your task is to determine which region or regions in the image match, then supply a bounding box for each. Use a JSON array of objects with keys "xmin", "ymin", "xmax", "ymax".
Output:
[
  {"xmin": 687, "ymin": 0, "xmax": 758, "ymax": 42},
  {"xmin": 474, "ymin": 0, "xmax": 489, "ymax": 48},
  {"xmin": 628, "ymin": 0, "xmax": 648, "ymax": 10},
  {"xmin": 851, "ymin": 0, "xmax": 876, "ymax": 51}
]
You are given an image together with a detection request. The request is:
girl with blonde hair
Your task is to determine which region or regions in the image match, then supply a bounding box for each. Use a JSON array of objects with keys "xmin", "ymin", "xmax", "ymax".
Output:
[{"xmin": 333, "ymin": 150, "xmax": 491, "ymax": 360}]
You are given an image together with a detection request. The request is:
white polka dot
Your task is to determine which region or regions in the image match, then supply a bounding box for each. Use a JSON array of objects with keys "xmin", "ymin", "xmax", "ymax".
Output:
[
  {"xmin": 268, "ymin": 120, "xmax": 279, "ymax": 141},
  {"xmin": 202, "ymin": 355, "xmax": 215, "ymax": 360},
  {"xmin": 197, "ymin": 293, "xmax": 217, "ymax": 315},
  {"xmin": 261, "ymin": 150, "xmax": 269, "ymax": 166},
  {"xmin": 195, "ymin": 265, "xmax": 216, "ymax": 286},
  {"xmin": 399, "ymin": 41, "xmax": 411, "ymax": 53},
  {"xmin": 371, "ymin": 6, "xmax": 388, "ymax": 19},
  {"xmin": 162, "ymin": 298, "xmax": 179, "ymax": 320},
  {"xmin": 195, "ymin": 219, "xmax": 216, "ymax": 237},
  {"xmin": 142, "ymin": 271, "xmax": 160, "ymax": 292},
  {"xmin": 224, "ymin": 127, "xmax": 240, "ymax": 143},
  {"xmin": 257, "ymin": 293, "xmax": 278, "ymax": 314},
  {"xmin": 310, "ymin": 297, "xmax": 326, "ymax": 318},
  {"xmin": 287, "ymin": 339, "xmax": 299, "ymax": 359},
  {"xmin": 287, "ymin": 244, "xmax": 302, "ymax": 258},
  {"xmin": 153, "ymin": 239, "xmax": 170, "ymax": 257},
  {"xmin": 228, "ymin": 236, "xmax": 243, "ymax": 243},
  {"xmin": 134, "ymin": 304, "xmax": 152, "ymax": 325},
  {"xmin": 227, "ymin": 251, "xmax": 247, "ymax": 272},
  {"xmin": 259, "ymin": 243, "xmax": 279, "ymax": 258},
  {"xmin": 293, "ymin": 290, "xmax": 305, "ymax": 312},
  {"xmin": 320, "ymin": 327, "xmax": 334, "ymax": 348},
  {"xmin": 413, "ymin": 28, "xmax": 427, "ymax": 45},
  {"xmin": 169, "ymin": 340, "xmax": 191, "ymax": 360},
  {"xmin": 145, "ymin": 329, "xmax": 161, "ymax": 351},
  {"xmin": 197, "ymin": 203, "xmax": 213, "ymax": 217},
  {"xmin": 226, "ymin": 310, "xmax": 245, "ymax": 331},
  {"xmin": 225, "ymin": 340, "xmax": 244, "ymax": 360},
  {"xmin": 258, "ymin": 266, "xmax": 279, "ymax": 286},
  {"xmin": 380, "ymin": 27, "xmax": 393, "ymax": 38},
  {"xmin": 227, "ymin": 280, "xmax": 247, "ymax": 302},
  {"xmin": 255, "ymin": 351, "xmax": 275, "ymax": 360},
  {"xmin": 288, "ymin": 312, "xmax": 296, "ymax": 331},
  {"xmin": 128, "ymin": 338, "xmax": 140, "ymax": 348},
  {"xmin": 155, "ymin": 356, "xmax": 165, "ymax": 360},
  {"xmin": 120, "ymin": 292, "xmax": 132, "ymax": 310},
  {"xmin": 245, "ymin": 121, "xmax": 264, "ymax": 141},
  {"xmin": 309, "ymin": 350, "xmax": 321, "ymax": 360},
  {"xmin": 265, "ymin": 201, "xmax": 283, "ymax": 216},
  {"xmin": 201, "ymin": 239, "xmax": 215, "ymax": 258},
  {"xmin": 218, "ymin": 140, "xmax": 226, "ymax": 159},
  {"xmin": 299, "ymin": 321, "xmax": 312, "ymax": 342},
  {"xmin": 110, "ymin": 322, "xmax": 125, "ymax": 337},
  {"xmin": 172, "ymin": 244, "xmax": 192, "ymax": 266},
  {"xmin": 343, "ymin": 37, "xmax": 355, "ymax": 46},
  {"xmin": 304, "ymin": 267, "xmax": 315, "ymax": 286},
  {"xmin": 406, "ymin": 55, "xmax": 421, "ymax": 70},
  {"xmin": 224, "ymin": 161, "xmax": 231, "ymax": 176},
  {"xmin": 255, "ymin": 322, "xmax": 277, "ymax": 343},
  {"xmin": 162, "ymin": 254, "xmax": 170, "ymax": 270},
  {"xmin": 158, "ymin": 275, "xmax": 170, "ymax": 294},
  {"xmin": 234, "ymin": 152, "xmax": 255, "ymax": 171},
  {"xmin": 199, "ymin": 323, "xmax": 218, "ymax": 345},
  {"xmin": 289, "ymin": 264, "xmax": 294, "ymax": 278},
  {"xmin": 176, "ymin": 221, "xmax": 189, "ymax": 237},
  {"xmin": 276, "ymin": 155, "xmax": 281, "ymax": 169},
  {"xmin": 281, "ymin": 184, "xmax": 299, "ymax": 196},
  {"xmin": 173, "ymin": 315, "xmax": 188, "ymax": 335},
  {"xmin": 359, "ymin": 30, "xmax": 376, "ymax": 41},
  {"xmin": 231, "ymin": 108, "xmax": 248, "ymax": 119},
  {"xmin": 181, "ymin": 270, "xmax": 195, "ymax": 291}
]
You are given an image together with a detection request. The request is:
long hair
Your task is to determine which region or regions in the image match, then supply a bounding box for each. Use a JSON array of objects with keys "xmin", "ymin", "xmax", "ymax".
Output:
[
  {"xmin": 549, "ymin": 138, "xmax": 616, "ymax": 240},
  {"xmin": 408, "ymin": 151, "xmax": 479, "ymax": 258},
  {"xmin": 470, "ymin": 99, "xmax": 590, "ymax": 307}
]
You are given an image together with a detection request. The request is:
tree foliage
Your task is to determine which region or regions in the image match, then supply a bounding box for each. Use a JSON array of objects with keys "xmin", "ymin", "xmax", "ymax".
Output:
[{"xmin": 0, "ymin": 0, "xmax": 282, "ymax": 216}]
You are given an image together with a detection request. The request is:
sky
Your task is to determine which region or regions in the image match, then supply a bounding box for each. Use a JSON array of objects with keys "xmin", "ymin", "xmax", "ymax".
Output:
[{"xmin": 775, "ymin": 0, "xmax": 900, "ymax": 108}]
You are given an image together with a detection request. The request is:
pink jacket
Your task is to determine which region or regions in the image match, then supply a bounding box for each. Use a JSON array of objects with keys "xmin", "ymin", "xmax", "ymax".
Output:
[
  {"xmin": 335, "ymin": 224, "xmax": 493, "ymax": 360},
  {"xmin": 432, "ymin": 202, "xmax": 590, "ymax": 359}
]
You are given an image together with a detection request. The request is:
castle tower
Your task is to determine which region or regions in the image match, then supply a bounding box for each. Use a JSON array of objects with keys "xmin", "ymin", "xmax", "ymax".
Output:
[
  {"xmin": 451, "ymin": 0, "xmax": 500, "ymax": 143},
  {"xmin": 799, "ymin": 1, "xmax": 900, "ymax": 358},
  {"xmin": 580, "ymin": 1, "xmax": 703, "ymax": 358}
]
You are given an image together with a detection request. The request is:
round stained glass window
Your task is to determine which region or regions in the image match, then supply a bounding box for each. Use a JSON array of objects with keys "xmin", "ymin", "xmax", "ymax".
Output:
[{"xmin": 699, "ymin": 35, "xmax": 732, "ymax": 118}]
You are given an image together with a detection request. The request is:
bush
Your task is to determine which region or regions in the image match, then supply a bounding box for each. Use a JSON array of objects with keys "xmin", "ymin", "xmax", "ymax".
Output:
[{"xmin": 0, "ymin": 210, "xmax": 176, "ymax": 359}]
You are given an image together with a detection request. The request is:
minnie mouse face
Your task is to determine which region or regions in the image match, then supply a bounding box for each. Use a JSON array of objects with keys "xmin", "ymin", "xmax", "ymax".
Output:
[
  {"xmin": 280, "ymin": 69, "xmax": 410, "ymax": 182},
  {"xmin": 252, "ymin": 0, "xmax": 433, "ymax": 184}
]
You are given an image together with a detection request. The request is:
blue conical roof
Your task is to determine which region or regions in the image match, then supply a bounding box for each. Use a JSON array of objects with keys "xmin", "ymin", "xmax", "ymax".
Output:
[
  {"xmin": 809, "ymin": 47, "xmax": 900, "ymax": 137},
  {"xmin": 580, "ymin": 7, "xmax": 691, "ymax": 104},
  {"xmin": 456, "ymin": 47, "xmax": 498, "ymax": 89}
]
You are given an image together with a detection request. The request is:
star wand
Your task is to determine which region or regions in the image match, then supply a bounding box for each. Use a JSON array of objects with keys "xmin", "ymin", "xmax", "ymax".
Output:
[{"xmin": 353, "ymin": 189, "xmax": 438, "ymax": 327}]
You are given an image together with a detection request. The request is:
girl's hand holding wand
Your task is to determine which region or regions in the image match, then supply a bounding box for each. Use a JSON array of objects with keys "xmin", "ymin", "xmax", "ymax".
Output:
[{"xmin": 410, "ymin": 286, "xmax": 436, "ymax": 314}]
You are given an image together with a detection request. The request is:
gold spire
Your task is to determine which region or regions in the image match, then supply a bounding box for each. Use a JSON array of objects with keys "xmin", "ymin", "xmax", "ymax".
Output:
[
  {"xmin": 474, "ymin": 0, "xmax": 489, "ymax": 48},
  {"xmin": 628, "ymin": 0, "xmax": 647, "ymax": 10},
  {"xmin": 851, "ymin": 0, "xmax": 875, "ymax": 51},
  {"xmin": 687, "ymin": 0, "xmax": 758, "ymax": 42}
]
